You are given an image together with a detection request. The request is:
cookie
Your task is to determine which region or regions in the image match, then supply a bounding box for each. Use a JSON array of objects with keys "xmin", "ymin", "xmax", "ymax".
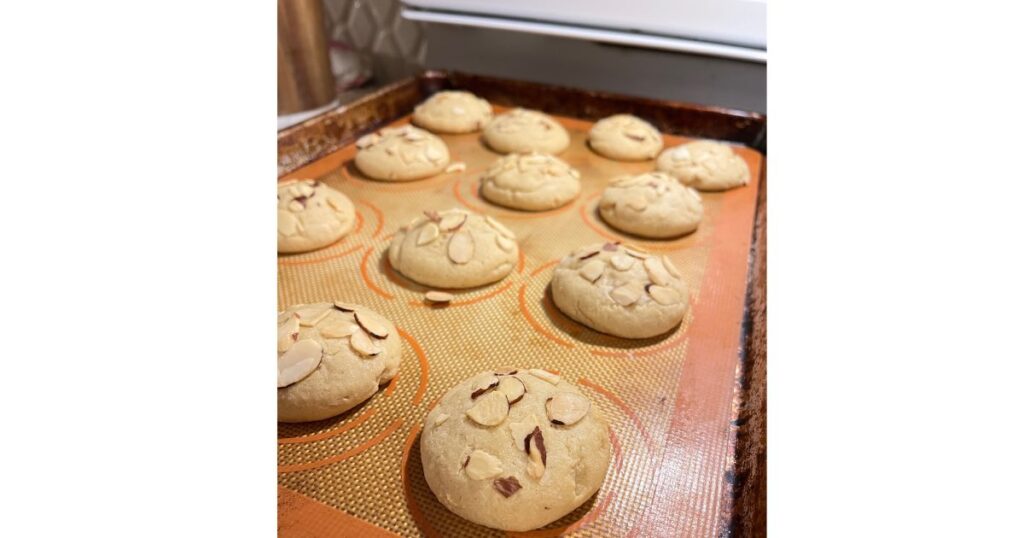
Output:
[
  {"xmin": 656, "ymin": 140, "xmax": 750, "ymax": 191},
  {"xmin": 354, "ymin": 125, "xmax": 450, "ymax": 181},
  {"xmin": 278, "ymin": 179, "xmax": 356, "ymax": 253},
  {"xmin": 550, "ymin": 242, "xmax": 689, "ymax": 339},
  {"xmin": 482, "ymin": 108, "xmax": 570, "ymax": 155},
  {"xmin": 587, "ymin": 114, "xmax": 663, "ymax": 161},
  {"xmin": 479, "ymin": 152, "xmax": 581, "ymax": 211},
  {"xmin": 278, "ymin": 302, "xmax": 401, "ymax": 422},
  {"xmin": 598, "ymin": 172, "xmax": 703, "ymax": 238},
  {"xmin": 388, "ymin": 209, "xmax": 519, "ymax": 288},
  {"xmin": 412, "ymin": 91, "xmax": 493, "ymax": 134},
  {"xmin": 421, "ymin": 369, "xmax": 611, "ymax": 532}
]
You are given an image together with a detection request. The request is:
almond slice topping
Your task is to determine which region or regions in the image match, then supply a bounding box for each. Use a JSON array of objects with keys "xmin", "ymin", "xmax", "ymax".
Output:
[
  {"xmin": 425, "ymin": 290, "xmax": 454, "ymax": 303},
  {"xmin": 464, "ymin": 449, "xmax": 504, "ymax": 480},
  {"xmin": 294, "ymin": 305, "xmax": 330, "ymax": 327},
  {"xmin": 278, "ymin": 339, "xmax": 323, "ymax": 388},
  {"xmin": 495, "ymin": 235, "xmax": 516, "ymax": 253},
  {"xmin": 417, "ymin": 223, "xmax": 440, "ymax": 246},
  {"xmin": 525, "ymin": 426, "xmax": 547, "ymax": 479},
  {"xmin": 349, "ymin": 329, "xmax": 381, "ymax": 356},
  {"xmin": 644, "ymin": 257, "xmax": 672, "ymax": 286},
  {"xmin": 439, "ymin": 212, "xmax": 467, "ymax": 232},
  {"xmin": 648, "ymin": 285, "xmax": 681, "ymax": 305},
  {"xmin": 546, "ymin": 392, "xmax": 591, "ymax": 426},
  {"xmin": 355, "ymin": 134, "xmax": 380, "ymax": 149},
  {"xmin": 445, "ymin": 162, "xmax": 466, "ymax": 173},
  {"xmin": 497, "ymin": 376, "xmax": 526, "ymax": 405},
  {"xmin": 425, "ymin": 146, "xmax": 443, "ymax": 162},
  {"xmin": 672, "ymin": 147, "xmax": 692, "ymax": 161},
  {"xmin": 528, "ymin": 369, "xmax": 560, "ymax": 385},
  {"xmin": 447, "ymin": 231, "xmax": 475, "ymax": 264},
  {"xmin": 354, "ymin": 311, "xmax": 389, "ymax": 339},
  {"xmin": 470, "ymin": 376, "xmax": 500, "ymax": 399},
  {"xmin": 333, "ymin": 302, "xmax": 358, "ymax": 312},
  {"xmin": 662, "ymin": 255, "xmax": 682, "ymax": 278},
  {"xmin": 609, "ymin": 255, "xmax": 634, "ymax": 271},
  {"xmin": 466, "ymin": 390, "xmax": 509, "ymax": 426},
  {"xmin": 579, "ymin": 260, "xmax": 605, "ymax": 283},
  {"xmin": 318, "ymin": 318, "xmax": 358, "ymax": 339},
  {"xmin": 434, "ymin": 413, "xmax": 450, "ymax": 426},
  {"xmin": 625, "ymin": 194, "xmax": 648, "ymax": 211},
  {"xmin": 484, "ymin": 216, "xmax": 515, "ymax": 239},
  {"xmin": 610, "ymin": 283, "xmax": 642, "ymax": 306},
  {"xmin": 493, "ymin": 476, "xmax": 522, "ymax": 497},
  {"xmin": 277, "ymin": 315, "xmax": 300, "ymax": 353}
]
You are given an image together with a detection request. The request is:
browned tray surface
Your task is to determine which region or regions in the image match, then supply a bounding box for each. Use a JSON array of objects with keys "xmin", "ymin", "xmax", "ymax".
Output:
[{"xmin": 277, "ymin": 71, "xmax": 767, "ymax": 538}]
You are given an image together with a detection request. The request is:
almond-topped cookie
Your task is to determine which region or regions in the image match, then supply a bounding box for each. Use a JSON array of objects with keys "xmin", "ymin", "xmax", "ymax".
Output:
[
  {"xmin": 599, "ymin": 171, "xmax": 704, "ymax": 238},
  {"xmin": 550, "ymin": 242, "xmax": 690, "ymax": 338},
  {"xmin": 479, "ymin": 152, "xmax": 581, "ymax": 211},
  {"xmin": 421, "ymin": 369, "xmax": 610, "ymax": 532},
  {"xmin": 277, "ymin": 179, "xmax": 356, "ymax": 253},
  {"xmin": 354, "ymin": 125, "xmax": 450, "ymax": 181},
  {"xmin": 482, "ymin": 108, "xmax": 570, "ymax": 155},
  {"xmin": 656, "ymin": 140, "xmax": 751, "ymax": 191},
  {"xmin": 412, "ymin": 90, "xmax": 493, "ymax": 134},
  {"xmin": 388, "ymin": 208, "xmax": 519, "ymax": 288},
  {"xmin": 587, "ymin": 114, "xmax": 663, "ymax": 161},
  {"xmin": 277, "ymin": 302, "xmax": 401, "ymax": 422}
]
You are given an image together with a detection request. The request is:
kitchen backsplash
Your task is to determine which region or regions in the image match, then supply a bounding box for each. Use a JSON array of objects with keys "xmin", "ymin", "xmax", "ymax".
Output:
[{"xmin": 323, "ymin": 0, "xmax": 426, "ymax": 84}]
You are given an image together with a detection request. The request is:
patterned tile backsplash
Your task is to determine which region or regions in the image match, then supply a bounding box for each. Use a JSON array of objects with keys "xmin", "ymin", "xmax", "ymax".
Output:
[{"xmin": 323, "ymin": 0, "xmax": 427, "ymax": 82}]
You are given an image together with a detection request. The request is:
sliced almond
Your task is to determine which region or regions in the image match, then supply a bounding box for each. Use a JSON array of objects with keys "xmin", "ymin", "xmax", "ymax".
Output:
[
  {"xmin": 610, "ymin": 255, "xmax": 634, "ymax": 271},
  {"xmin": 625, "ymin": 194, "xmax": 648, "ymax": 211},
  {"xmin": 471, "ymin": 376, "xmax": 500, "ymax": 399},
  {"xmin": 451, "ymin": 106, "xmax": 466, "ymax": 115},
  {"xmin": 439, "ymin": 212, "xmax": 467, "ymax": 232},
  {"xmin": 625, "ymin": 247, "xmax": 650, "ymax": 260},
  {"xmin": 425, "ymin": 291, "xmax": 454, "ymax": 303},
  {"xmin": 525, "ymin": 427, "xmax": 547, "ymax": 479},
  {"xmin": 662, "ymin": 256, "xmax": 682, "ymax": 278},
  {"xmin": 569, "ymin": 168, "xmax": 581, "ymax": 179},
  {"xmin": 497, "ymin": 376, "xmax": 526, "ymax": 405},
  {"xmin": 579, "ymin": 260, "xmax": 605, "ymax": 283},
  {"xmin": 509, "ymin": 416, "xmax": 539, "ymax": 452},
  {"xmin": 354, "ymin": 311, "xmax": 389, "ymax": 339},
  {"xmin": 434, "ymin": 413, "xmax": 450, "ymax": 426},
  {"xmin": 495, "ymin": 235, "xmax": 516, "ymax": 253},
  {"xmin": 522, "ymin": 154, "xmax": 548, "ymax": 165},
  {"xmin": 602, "ymin": 242, "xmax": 620, "ymax": 252},
  {"xmin": 333, "ymin": 302, "xmax": 358, "ymax": 312},
  {"xmin": 624, "ymin": 128, "xmax": 647, "ymax": 141},
  {"xmin": 494, "ymin": 367, "xmax": 519, "ymax": 376},
  {"xmin": 417, "ymin": 222, "xmax": 440, "ymax": 246},
  {"xmin": 528, "ymin": 369, "xmax": 560, "ymax": 386},
  {"xmin": 445, "ymin": 162, "xmax": 466, "ymax": 173},
  {"xmin": 278, "ymin": 339, "xmax": 323, "ymax": 388},
  {"xmin": 464, "ymin": 450, "xmax": 503, "ymax": 480},
  {"xmin": 447, "ymin": 231, "xmax": 474, "ymax": 264},
  {"xmin": 425, "ymin": 146, "xmax": 443, "ymax": 162},
  {"xmin": 610, "ymin": 283, "xmax": 641, "ymax": 306},
  {"xmin": 318, "ymin": 318, "xmax": 358, "ymax": 339},
  {"xmin": 287, "ymin": 200, "xmax": 304, "ymax": 212},
  {"xmin": 672, "ymin": 147, "xmax": 692, "ymax": 161},
  {"xmin": 349, "ymin": 329, "xmax": 381, "ymax": 356},
  {"xmin": 644, "ymin": 257, "xmax": 672, "ymax": 286},
  {"xmin": 648, "ymin": 285, "xmax": 681, "ymax": 305},
  {"xmin": 404, "ymin": 130, "xmax": 425, "ymax": 141},
  {"xmin": 484, "ymin": 216, "xmax": 515, "ymax": 239},
  {"xmin": 423, "ymin": 210, "xmax": 441, "ymax": 222},
  {"xmin": 493, "ymin": 476, "xmax": 522, "ymax": 497},
  {"xmin": 277, "ymin": 315, "xmax": 300, "ymax": 353},
  {"xmin": 355, "ymin": 134, "xmax": 380, "ymax": 149},
  {"xmin": 294, "ymin": 305, "xmax": 330, "ymax": 327},
  {"xmin": 465, "ymin": 390, "xmax": 509, "ymax": 427},
  {"xmin": 546, "ymin": 392, "xmax": 591, "ymax": 426}
]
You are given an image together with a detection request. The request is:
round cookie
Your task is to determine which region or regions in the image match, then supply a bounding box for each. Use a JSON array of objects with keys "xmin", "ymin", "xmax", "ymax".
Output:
[
  {"xmin": 550, "ymin": 242, "xmax": 689, "ymax": 339},
  {"xmin": 479, "ymin": 152, "xmax": 581, "ymax": 211},
  {"xmin": 598, "ymin": 172, "xmax": 703, "ymax": 238},
  {"xmin": 278, "ymin": 179, "xmax": 356, "ymax": 253},
  {"xmin": 656, "ymin": 140, "xmax": 750, "ymax": 191},
  {"xmin": 587, "ymin": 114, "xmax": 663, "ymax": 161},
  {"xmin": 483, "ymin": 108, "xmax": 570, "ymax": 155},
  {"xmin": 412, "ymin": 91, "xmax": 493, "ymax": 134},
  {"xmin": 421, "ymin": 368, "xmax": 611, "ymax": 532},
  {"xmin": 388, "ymin": 208, "xmax": 519, "ymax": 288},
  {"xmin": 278, "ymin": 302, "xmax": 401, "ymax": 422},
  {"xmin": 354, "ymin": 125, "xmax": 450, "ymax": 181}
]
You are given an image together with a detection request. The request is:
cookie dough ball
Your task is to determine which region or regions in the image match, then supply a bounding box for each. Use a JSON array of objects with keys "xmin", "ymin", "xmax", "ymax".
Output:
[
  {"xmin": 388, "ymin": 209, "xmax": 519, "ymax": 289},
  {"xmin": 587, "ymin": 114, "xmax": 663, "ymax": 161},
  {"xmin": 598, "ymin": 172, "xmax": 703, "ymax": 238},
  {"xmin": 479, "ymin": 152, "xmax": 581, "ymax": 211},
  {"xmin": 656, "ymin": 140, "xmax": 750, "ymax": 191},
  {"xmin": 354, "ymin": 125, "xmax": 450, "ymax": 181},
  {"xmin": 551, "ymin": 242, "xmax": 689, "ymax": 339},
  {"xmin": 483, "ymin": 108, "xmax": 570, "ymax": 155},
  {"xmin": 412, "ymin": 91, "xmax": 493, "ymax": 134},
  {"xmin": 278, "ymin": 179, "xmax": 356, "ymax": 253},
  {"xmin": 278, "ymin": 302, "xmax": 401, "ymax": 422},
  {"xmin": 421, "ymin": 368, "xmax": 611, "ymax": 532}
]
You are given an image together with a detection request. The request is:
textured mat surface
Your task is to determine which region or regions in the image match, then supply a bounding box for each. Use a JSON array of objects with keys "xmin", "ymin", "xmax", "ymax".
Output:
[{"xmin": 278, "ymin": 107, "xmax": 763, "ymax": 537}]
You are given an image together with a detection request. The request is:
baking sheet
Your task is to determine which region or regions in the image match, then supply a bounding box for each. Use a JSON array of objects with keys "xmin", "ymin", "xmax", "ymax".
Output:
[{"xmin": 277, "ymin": 105, "xmax": 764, "ymax": 537}]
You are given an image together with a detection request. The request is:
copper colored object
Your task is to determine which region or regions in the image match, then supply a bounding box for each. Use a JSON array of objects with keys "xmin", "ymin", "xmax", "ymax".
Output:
[
  {"xmin": 277, "ymin": 71, "xmax": 767, "ymax": 537},
  {"xmin": 278, "ymin": 0, "xmax": 335, "ymax": 115}
]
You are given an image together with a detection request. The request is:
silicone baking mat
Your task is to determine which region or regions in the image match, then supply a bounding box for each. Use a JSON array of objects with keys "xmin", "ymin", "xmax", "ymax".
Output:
[{"xmin": 278, "ymin": 106, "xmax": 764, "ymax": 537}]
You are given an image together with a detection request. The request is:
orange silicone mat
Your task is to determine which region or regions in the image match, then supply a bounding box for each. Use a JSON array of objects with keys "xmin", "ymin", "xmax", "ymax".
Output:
[{"xmin": 278, "ymin": 107, "xmax": 764, "ymax": 537}]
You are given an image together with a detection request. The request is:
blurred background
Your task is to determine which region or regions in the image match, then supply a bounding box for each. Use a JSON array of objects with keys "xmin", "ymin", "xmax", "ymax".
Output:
[{"xmin": 279, "ymin": 0, "xmax": 766, "ymax": 129}]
